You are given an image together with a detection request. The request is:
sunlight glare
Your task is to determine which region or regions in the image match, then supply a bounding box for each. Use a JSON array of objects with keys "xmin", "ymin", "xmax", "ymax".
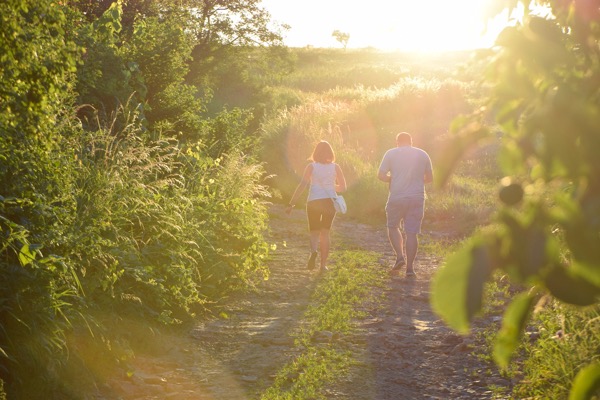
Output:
[
  {"xmin": 369, "ymin": 2, "xmax": 491, "ymax": 51},
  {"xmin": 264, "ymin": 0, "xmax": 508, "ymax": 52}
]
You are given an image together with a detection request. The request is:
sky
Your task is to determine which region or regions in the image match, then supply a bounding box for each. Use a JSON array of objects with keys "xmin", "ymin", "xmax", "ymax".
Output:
[{"xmin": 261, "ymin": 0, "xmax": 513, "ymax": 52}]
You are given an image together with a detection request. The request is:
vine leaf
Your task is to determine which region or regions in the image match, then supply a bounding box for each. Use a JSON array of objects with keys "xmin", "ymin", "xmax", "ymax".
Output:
[
  {"xmin": 18, "ymin": 244, "xmax": 41, "ymax": 267},
  {"xmin": 493, "ymin": 291, "xmax": 536, "ymax": 369},
  {"xmin": 569, "ymin": 362, "xmax": 600, "ymax": 400},
  {"xmin": 545, "ymin": 266, "xmax": 600, "ymax": 306},
  {"xmin": 431, "ymin": 238, "xmax": 492, "ymax": 334}
]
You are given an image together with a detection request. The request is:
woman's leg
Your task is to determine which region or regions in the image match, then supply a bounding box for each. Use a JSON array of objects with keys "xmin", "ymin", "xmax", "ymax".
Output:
[
  {"xmin": 319, "ymin": 228, "xmax": 330, "ymax": 270},
  {"xmin": 309, "ymin": 230, "xmax": 320, "ymax": 253}
]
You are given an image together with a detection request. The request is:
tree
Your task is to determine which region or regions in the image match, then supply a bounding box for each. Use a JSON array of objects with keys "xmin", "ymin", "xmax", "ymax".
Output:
[
  {"xmin": 332, "ymin": 29, "xmax": 350, "ymax": 49},
  {"xmin": 431, "ymin": 0, "xmax": 600, "ymax": 397},
  {"xmin": 186, "ymin": 0, "xmax": 290, "ymax": 108},
  {"xmin": 74, "ymin": 1, "xmax": 144, "ymax": 124},
  {"xmin": 68, "ymin": 0, "xmax": 159, "ymax": 32}
]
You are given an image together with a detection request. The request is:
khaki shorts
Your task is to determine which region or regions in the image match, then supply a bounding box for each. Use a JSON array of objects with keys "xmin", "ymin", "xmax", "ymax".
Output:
[{"xmin": 386, "ymin": 197, "xmax": 425, "ymax": 234}]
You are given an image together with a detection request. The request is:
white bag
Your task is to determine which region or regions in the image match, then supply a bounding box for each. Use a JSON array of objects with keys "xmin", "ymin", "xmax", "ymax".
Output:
[{"xmin": 332, "ymin": 195, "xmax": 347, "ymax": 214}]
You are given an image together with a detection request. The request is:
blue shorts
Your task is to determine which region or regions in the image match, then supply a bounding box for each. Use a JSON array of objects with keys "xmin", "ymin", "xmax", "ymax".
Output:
[{"xmin": 386, "ymin": 197, "xmax": 425, "ymax": 234}]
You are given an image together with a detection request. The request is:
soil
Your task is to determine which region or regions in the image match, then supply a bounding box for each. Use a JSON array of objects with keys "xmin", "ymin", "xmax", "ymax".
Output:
[{"xmin": 99, "ymin": 204, "xmax": 513, "ymax": 400}]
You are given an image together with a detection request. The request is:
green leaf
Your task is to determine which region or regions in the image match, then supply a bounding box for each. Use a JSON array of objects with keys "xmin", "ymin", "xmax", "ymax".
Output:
[
  {"xmin": 18, "ymin": 244, "xmax": 36, "ymax": 266},
  {"xmin": 431, "ymin": 238, "xmax": 492, "ymax": 333},
  {"xmin": 571, "ymin": 260, "xmax": 600, "ymax": 289},
  {"xmin": 569, "ymin": 362, "xmax": 600, "ymax": 400},
  {"xmin": 498, "ymin": 140, "xmax": 526, "ymax": 175},
  {"xmin": 493, "ymin": 291, "xmax": 536, "ymax": 369},
  {"xmin": 545, "ymin": 266, "xmax": 600, "ymax": 306}
]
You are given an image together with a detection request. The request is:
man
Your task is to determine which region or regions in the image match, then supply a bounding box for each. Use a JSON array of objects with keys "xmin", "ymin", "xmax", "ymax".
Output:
[{"xmin": 377, "ymin": 132, "xmax": 433, "ymax": 277}]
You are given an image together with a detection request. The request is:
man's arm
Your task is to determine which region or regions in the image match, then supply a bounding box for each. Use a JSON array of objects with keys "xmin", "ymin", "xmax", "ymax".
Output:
[
  {"xmin": 377, "ymin": 169, "xmax": 391, "ymax": 183},
  {"xmin": 424, "ymin": 170, "xmax": 433, "ymax": 184}
]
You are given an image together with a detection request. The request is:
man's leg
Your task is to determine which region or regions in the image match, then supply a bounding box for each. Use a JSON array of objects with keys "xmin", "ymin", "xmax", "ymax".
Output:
[
  {"xmin": 405, "ymin": 232, "xmax": 418, "ymax": 274},
  {"xmin": 387, "ymin": 227, "xmax": 406, "ymax": 266},
  {"xmin": 404, "ymin": 198, "xmax": 424, "ymax": 276}
]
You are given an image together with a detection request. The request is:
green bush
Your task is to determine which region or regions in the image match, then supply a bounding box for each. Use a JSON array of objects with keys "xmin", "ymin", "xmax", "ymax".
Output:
[
  {"xmin": 1, "ymin": 1, "xmax": 275, "ymax": 394},
  {"xmin": 67, "ymin": 104, "xmax": 271, "ymax": 322},
  {"xmin": 0, "ymin": 0, "xmax": 83, "ymax": 394}
]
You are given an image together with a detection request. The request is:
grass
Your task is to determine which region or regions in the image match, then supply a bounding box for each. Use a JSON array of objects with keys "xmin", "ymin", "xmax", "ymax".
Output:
[
  {"xmin": 470, "ymin": 272, "xmax": 600, "ymax": 399},
  {"xmin": 509, "ymin": 303, "xmax": 600, "ymax": 399},
  {"xmin": 259, "ymin": 250, "xmax": 385, "ymax": 399}
]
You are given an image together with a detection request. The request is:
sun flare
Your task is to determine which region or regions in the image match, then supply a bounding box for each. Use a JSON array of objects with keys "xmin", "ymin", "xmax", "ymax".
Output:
[
  {"xmin": 264, "ymin": 0, "xmax": 506, "ymax": 52},
  {"xmin": 357, "ymin": 2, "xmax": 493, "ymax": 51}
]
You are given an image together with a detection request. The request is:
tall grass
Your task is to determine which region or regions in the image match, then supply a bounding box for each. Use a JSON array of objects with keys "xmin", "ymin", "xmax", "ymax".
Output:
[{"xmin": 70, "ymin": 105, "xmax": 272, "ymax": 321}]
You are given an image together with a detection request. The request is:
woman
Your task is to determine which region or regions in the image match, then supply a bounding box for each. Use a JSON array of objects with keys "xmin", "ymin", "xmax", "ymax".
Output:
[{"xmin": 285, "ymin": 141, "xmax": 347, "ymax": 272}]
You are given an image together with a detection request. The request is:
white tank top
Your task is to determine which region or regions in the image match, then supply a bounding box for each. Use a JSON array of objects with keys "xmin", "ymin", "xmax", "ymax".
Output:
[{"xmin": 308, "ymin": 162, "xmax": 337, "ymax": 201}]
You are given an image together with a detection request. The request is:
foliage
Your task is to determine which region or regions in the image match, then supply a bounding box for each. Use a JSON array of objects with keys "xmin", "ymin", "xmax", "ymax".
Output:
[
  {"xmin": 125, "ymin": 8, "xmax": 207, "ymax": 141},
  {"xmin": 74, "ymin": 1, "xmax": 143, "ymax": 122},
  {"xmin": 201, "ymin": 107, "xmax": 259, "ymax": 158},
  {"xmin": 73, "ymin": 0, "xmax": 291, "ymax": 143},
  {"xmin": 0, "ymin": 0, "xmax": 78, "ymax": 134},
  {"xmin": 0, "ymin": 198, "xmax": 83, "ymax": 397},
  {"xmin": 509, "ymin": 303, "xmax": 600, "ymax": 399},
  {"xmin": 431, "ymin": 1, "xmax": 600, "ymax": 397},
  {"xmin": 0, "ymin": 0, "xmax": 83, "ymax": 395},
  {"xmin": 281, "ymin": 48, "xmax": 472, "ymax": 92},
  {"xmin": 70, "ymin": 0, "xmax": 158, "ymax": 32},
  {"xmin": 74, "ymin": 2, "xmax": 208, "ymax": 141},
  {"xmin": 185, "ymin": 0, "xmax": 292, "ymax": 115},
  {"xmin": 1, "ymin": 0, "xmax": 278, "ymax": 396},
  {"xmin": 69, "ymin": 103, "xmax": 272, "ymax": 321}
]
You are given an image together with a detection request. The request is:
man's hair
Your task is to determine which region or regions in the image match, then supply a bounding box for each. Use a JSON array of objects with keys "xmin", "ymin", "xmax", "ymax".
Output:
[
  {"xmin": 310, "ymin": 140, "xmax": 335, "ymax": 163},
  {"xmin": 396, "ymin": 132, "xmax": 413, "ymax": 146}
]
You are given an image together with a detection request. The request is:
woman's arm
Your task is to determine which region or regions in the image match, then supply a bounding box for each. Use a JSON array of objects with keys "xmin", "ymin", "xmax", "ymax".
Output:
[
  {"xmin": 335, "ymin": 163, "xmax": 347, "ymax": 193},
  {"xmin": 286, "ymin": 164, "xmax": 313, "ymax": 214}
]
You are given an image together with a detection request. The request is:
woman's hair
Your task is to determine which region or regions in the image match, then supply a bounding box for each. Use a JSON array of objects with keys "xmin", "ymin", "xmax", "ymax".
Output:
[{"xmin": 310, "ymin": 140, "xmax": 335, "ymax": 163}]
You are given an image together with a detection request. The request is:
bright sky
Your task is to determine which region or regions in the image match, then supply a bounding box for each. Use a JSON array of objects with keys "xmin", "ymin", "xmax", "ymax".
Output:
[{"xmin": 262, "ymin": 0, "xmax": 512, "ymax": 52}]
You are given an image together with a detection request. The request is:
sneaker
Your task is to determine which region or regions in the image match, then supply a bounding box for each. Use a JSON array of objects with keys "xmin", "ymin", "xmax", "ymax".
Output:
[
  {"xmin": 405, "ymin": 270, "xmax": 417, "ymax": 278},
  {"xmin": 307, "ymin": 251, "xmax": 318, "ymax": 270},
  {"xmin": 388, "ymin": 259, "xmax": 406, "ymax": 275}
]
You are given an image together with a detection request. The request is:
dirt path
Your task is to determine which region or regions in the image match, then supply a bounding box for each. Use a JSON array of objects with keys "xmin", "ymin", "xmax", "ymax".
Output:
[{"xmin": 103, "ymin": 204, "xmax": 511, "ymax": 399}]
